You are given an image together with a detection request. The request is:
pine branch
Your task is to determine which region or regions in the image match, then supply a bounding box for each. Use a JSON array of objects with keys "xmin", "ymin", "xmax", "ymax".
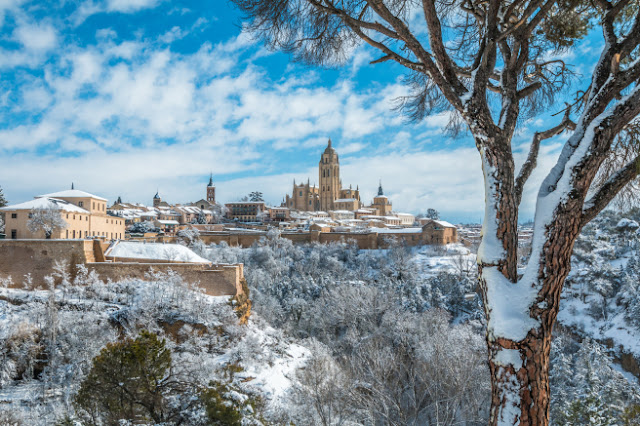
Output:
[
  {"xmin": 581, "ymin": 154, "xmax": 640, "ymax": 226},
  {"xmin": 515, "ymin": 107, "xmax": 575, "ymax": 205}
]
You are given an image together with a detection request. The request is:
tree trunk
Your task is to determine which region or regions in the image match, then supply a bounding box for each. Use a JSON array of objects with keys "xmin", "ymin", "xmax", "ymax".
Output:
[
  {"xmin": 488, "ymin": 324, "xmax": 552, "ymax": 425},
  {"xmin": 485, "ymin": 191, "xmax": 584, "ymax": 425}
]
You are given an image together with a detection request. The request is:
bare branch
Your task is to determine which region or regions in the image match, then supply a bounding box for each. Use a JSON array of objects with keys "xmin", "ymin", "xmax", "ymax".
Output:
[
  {"xmin": 421, "ymin": 0, "xmax": 467, "ymax": 94},
  {"xmin": 581, "ymin": 154, "xmax": 640, "ymax": 226},
  {"xmin": 515, "ymin": 107, "xmax": 576, "ymax": 205}
]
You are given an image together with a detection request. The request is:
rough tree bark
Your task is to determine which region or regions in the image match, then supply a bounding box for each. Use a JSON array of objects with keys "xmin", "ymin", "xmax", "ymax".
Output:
[{"xmin": 230, "ymin": 0, "xmax": 640, "ymax": 424}]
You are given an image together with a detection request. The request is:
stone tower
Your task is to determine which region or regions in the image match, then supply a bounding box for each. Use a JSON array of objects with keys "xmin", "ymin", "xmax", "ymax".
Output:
[
  {"xmin": 153, "ymin": 191, "xmax": 161, "ymax": 208},
  {"xmin": 319, "ymin": 138, "xmax": 340, "ymax": 211},
  {"xmin": 207, "ymin": 173, "xmax": 216, "ymax": 204}
]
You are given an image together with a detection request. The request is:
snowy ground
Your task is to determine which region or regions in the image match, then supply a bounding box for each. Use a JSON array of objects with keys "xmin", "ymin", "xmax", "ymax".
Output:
[
  {"xmin": 412, "ymin": 243, "xmax": 476, "ymax": 277},
  {"xmin": 106, "ymin": 241, "xmax": 211, "ymax": 263}
]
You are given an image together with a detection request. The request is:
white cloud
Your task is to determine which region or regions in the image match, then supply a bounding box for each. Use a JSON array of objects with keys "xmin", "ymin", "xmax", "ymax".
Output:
[
  {"xmin": 13, "ymin": 22, "xmax": 57, "ymax": 50},
  {"xmin": 106, "ymin": 0, "xmax": 159, "ymax": 13}
]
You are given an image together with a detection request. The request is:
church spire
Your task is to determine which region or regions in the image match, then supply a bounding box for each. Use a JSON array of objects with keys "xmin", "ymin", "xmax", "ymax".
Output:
[
  {"xmin": 328, "ymin": 138, "xmax": 332, "ymax": 148},
  {"xmin": 208, "ymin": 173, "xmax": 214, "ymax": 187},
  {"xmin": 71, "ymin": 182, "xmax": 74, "ymax": 190},
  {"xmin": 378, "ymin": 180, "xmax": 384, "ymax": 196}
]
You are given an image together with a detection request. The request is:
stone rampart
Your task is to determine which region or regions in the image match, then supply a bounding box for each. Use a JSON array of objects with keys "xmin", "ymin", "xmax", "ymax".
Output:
[
  {"xmin": 198, "ymin": 228, "xmax": 454, "ymax": 249},
  {"xmin": 0, "ymin": 240, "xmax": 244, "ymax": 297},
  {"xmin": 0, "ymin": 240, "xmax": 93, "ymax": 286},
  {"xmin": 86, "ymin": 262, "xmax": 244, "ymax": 297}
]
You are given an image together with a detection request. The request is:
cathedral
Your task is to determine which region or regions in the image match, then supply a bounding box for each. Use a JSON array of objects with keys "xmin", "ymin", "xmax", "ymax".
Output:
[{"xmin": 283, "ymin": 139, "xmax": 386, "ymax": 213}]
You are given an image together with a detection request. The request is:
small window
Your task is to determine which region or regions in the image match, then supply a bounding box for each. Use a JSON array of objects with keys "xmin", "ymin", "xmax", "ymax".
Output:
[
  {"xmin": 28, "ymin": 213, "xmax": 32, "ymax": 219},
  {"xmin": 11, "ymin": 230, "xmax": 17, "ymax": 239},
  {"xmin": 79, "ymin": 201, "xmax": 83, "ymax": 207},
  {"xmin": 11, "ymin": 213, "xmax": 16, "ymax": 219}
]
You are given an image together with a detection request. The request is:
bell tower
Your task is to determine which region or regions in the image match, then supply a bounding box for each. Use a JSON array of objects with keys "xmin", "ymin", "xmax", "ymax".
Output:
[
  {"xmin": 207, "ymin": 173, "xmax": 215, "ymax": 204},
  {"xmin": 319, "ymin": 138, "xmax": 340, "ymax": 211}
]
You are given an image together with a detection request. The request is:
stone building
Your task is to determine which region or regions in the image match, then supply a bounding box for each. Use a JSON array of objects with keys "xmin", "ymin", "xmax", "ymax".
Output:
[
  {"xmin": 369, "ymin": 181, "xmax": 393, "ymax": 216},
  {"xmin": 284, "ymin": 179, "xmax": 320, "ymax": 212},
  {"xmin": 225, "ymin": 201, "xmax": 267, "ymax": 222},
  {"xmin": 1, "ymin": 188, "xmax": 125, "ymax": 240},
  {"xmin": 283, "ymin": 139, "xmax": 363, "ymax": 212},
  {"xmin": 206, "ymin": 173, "xmax": 216, "ymax": 205},
  {"xmin": 421, "ymin": 219, "xmax": 458, "ymax": 244}
]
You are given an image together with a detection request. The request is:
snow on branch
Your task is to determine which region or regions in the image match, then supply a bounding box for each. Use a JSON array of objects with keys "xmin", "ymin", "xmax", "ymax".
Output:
[{"xmin": 581, "ymin": 154, "xmax": 640, "ymax": 226}]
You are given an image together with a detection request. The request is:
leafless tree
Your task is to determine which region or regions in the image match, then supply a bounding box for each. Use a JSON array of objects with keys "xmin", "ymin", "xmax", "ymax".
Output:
[
  {"xmin": 230, "ymin": 0, "xmax": 640, "ymax": 424},
  {"xmin": 27, "ymin": 206, "xmax": 67, "ymax": 239}
]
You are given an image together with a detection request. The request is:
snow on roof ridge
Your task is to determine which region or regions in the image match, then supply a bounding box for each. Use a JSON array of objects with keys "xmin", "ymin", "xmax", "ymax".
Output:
[
  {"xmin": 0, "ymin": 197, "xmax": 90, "ymax": 213},
  {"xmin": 37, "ymin": 189, "xmax": 108, "ymax": 201},
  {"xmin": 433, "ymin": 219, "xmax": 456, "ymax": 228}
]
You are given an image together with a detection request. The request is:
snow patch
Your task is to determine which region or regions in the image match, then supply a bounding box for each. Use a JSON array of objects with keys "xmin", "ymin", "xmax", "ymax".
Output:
[
  {"xmin": 107, "ymin": 241, "xmax": 211, "ymax": 263},
  {"xmin": 484, "ymin": 267, "xmax": 539, "ymax": 341},
  {"xmin": 494, "ymin": 348, "xmax": 523, "ymax": 370}
]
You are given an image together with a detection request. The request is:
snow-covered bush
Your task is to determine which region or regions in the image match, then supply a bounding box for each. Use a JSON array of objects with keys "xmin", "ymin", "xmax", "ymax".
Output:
[{"xmin": 550, "ymin": 335, "xmax": 640, "ymax": 424}]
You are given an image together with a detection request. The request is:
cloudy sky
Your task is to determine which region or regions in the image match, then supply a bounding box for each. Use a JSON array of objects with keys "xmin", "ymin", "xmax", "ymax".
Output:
[{"xmin": 0, "ymin": 0, "xmax": 600, "ymax": 222}]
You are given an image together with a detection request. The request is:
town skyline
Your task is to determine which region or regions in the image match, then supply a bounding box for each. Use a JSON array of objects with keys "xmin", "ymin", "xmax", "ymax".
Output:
[{"xmin": 0, "ymin": 1, "xmax": 595, "ymax": 223}]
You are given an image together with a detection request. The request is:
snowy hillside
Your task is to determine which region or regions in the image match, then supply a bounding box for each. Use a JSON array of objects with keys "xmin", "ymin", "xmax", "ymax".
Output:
[{"xmin": 1, "ymin": 219, "xmax": 639, "ymax": 424}]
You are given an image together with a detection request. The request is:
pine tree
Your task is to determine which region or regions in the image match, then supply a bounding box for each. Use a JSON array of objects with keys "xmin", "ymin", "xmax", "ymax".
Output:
[{"xmin": 0, "ymin": 186, "xmax": 7, "ymax": 208}]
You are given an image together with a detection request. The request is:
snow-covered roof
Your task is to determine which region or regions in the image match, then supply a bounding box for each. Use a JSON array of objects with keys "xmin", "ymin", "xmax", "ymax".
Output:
[
  {"xmin": 157, "ymin": 220, "xmax": 180, "ymax": 225},
  {"xmin": 374, "ymin": 195, "xmax": 388, "ymax": 199},
  {"xmin": 106, "ymin": 242, "xmax": 211, "ymax": 264},
  {"xmin": 373, "ymin": 227, "xmax": 423, "ymax": 234},
  {"xmin": 331, "ymin": 210, "xmax": 354, "ymax": 214},
  {"xmin": 334, "ymin": 198, "xmax": 357, "ymax": 203},
  {"xmin": 37, "ymin": 189, "xmax": 107, "ymax": 201},
  {"xmin": 432, "ymin": 220, "xmax": 456, "ymax": 228},
  {"xmin": 0, "ymin": 197, "xmax": 89, "ymax": 213}
]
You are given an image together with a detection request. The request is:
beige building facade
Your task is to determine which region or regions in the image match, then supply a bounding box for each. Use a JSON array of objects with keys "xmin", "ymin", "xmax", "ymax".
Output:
[
  {"xmin": 225, "ymin": 201, "xmax": 267, "ymax": 222},
  {"xmin": 1, "ymin": 189, "xmax": 125, "ymax": 240}
]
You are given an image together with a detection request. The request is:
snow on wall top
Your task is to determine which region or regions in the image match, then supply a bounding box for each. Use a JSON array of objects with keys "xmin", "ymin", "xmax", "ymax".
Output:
[
  {"xmin": 106, "ymin": 242, "xmax": 212, "ymax": 264},
  {"xmin": 373, "ymin": 227, "xmax": 423, "ymax": 234},
  {"xmin": 0, "ymin": 197, "xmax": 90, "ymax": 213},
  {"xmin": 432, "ymin": 220, "xmax": 456, "ymax": 228},
  {"xmin": 37, "ymin": 189, "xmax": 108, "ymax": 201}
]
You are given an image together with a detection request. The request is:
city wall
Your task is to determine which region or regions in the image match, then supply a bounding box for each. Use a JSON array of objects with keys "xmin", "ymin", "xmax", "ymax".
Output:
[
  {"xmin": 0, "ymin": 240, "xmax": 95, "ymax": 286},
  {"xmin": 198, "ymin": 229, "xmax": 446, "ymax": 249},
  {"xmin": 86, "ymin": 262, "xmax": 243, "ymax": 297},
  {"xmin": 0, "ymin": 240, "xmax": 244, "ymax": 297}
]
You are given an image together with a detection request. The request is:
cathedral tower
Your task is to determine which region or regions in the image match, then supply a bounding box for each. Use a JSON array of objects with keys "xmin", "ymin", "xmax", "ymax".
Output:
[
  {"xmin": 319, "ymin": 138, "xmax": 340, "ymax": 211},
  {"xmin": 207, "ymin": 173, "xmax": 216, "ymax": 204}
]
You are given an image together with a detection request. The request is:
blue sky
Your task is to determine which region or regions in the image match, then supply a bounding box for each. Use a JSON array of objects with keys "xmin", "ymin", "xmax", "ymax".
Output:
[{"xmin": 0, "ymin": 0, "xmax": 601, "ymax": 222}]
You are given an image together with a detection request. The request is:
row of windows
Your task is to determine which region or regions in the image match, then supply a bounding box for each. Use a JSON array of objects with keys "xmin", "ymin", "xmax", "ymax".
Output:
[
  {"xmin": 8, "ymin": 229, "xmax": 122, "ymax": 240},
  {"xmin": 8, "ymin": 212, "xmax": 121, "ymax": 226},
  {"xmin": 321, "ymin": 168, "xmax": 338, "ymax": 177},
  {"xmin": 64, "ymin": 230, "xmax": 123, "ymax": 239}
]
